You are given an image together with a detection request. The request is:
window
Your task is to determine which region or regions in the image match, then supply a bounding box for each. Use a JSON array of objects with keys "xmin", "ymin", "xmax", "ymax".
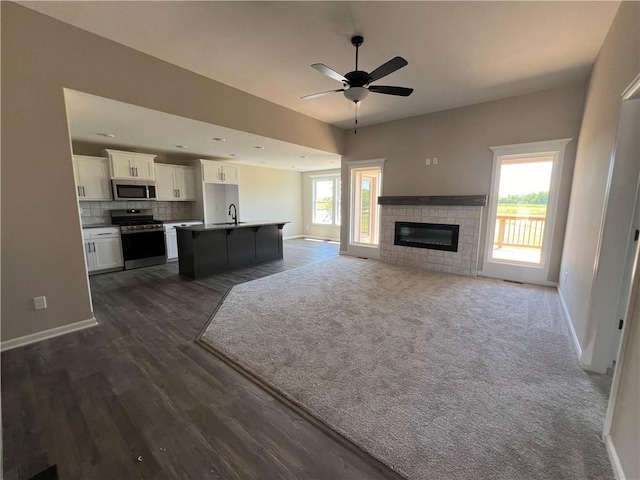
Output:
[{"xmin": 312, "ymin": 175, "xmax": 341, "ymax": 225}]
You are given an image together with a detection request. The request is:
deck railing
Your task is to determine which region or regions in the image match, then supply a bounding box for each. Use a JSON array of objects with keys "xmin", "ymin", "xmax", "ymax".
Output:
[{"xmin": 494, "ymin": 214, "xmax": 546, "ymax": 249}]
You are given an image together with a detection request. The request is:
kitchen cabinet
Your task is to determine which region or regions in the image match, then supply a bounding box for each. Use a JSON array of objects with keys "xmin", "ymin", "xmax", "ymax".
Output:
[
  {"xmin": 83, "ymin": 227, "xmax": 123, "ymax": 274},
  {"xmin": 105, "ymin": 149, "xmax": 156, "ymax": 180},
  {"xmin": 163, "ymin": 221, "xmax": 203, "ymax": 261},
  {"xmin": 155, "ymin": 164, "xmax": 196, "ymax": 201},
  {"xmin": 73, "ymin": 155, "xmax": 111, "ymax": 201},
  {"xmin": 201, "ymin": 160, "xmax": 239, "ymax": 185}
]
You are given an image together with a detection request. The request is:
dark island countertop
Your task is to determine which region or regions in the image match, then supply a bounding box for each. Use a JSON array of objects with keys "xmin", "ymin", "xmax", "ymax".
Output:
[{"xmin": 175, "ymin": 220, "xmax": 289, "ymax": 232}]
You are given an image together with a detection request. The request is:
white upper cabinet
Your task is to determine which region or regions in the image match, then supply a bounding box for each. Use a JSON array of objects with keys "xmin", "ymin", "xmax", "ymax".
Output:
[
  {"xmin": 201, "ymin": 160, "xmax": 239, "ymax": 185},
  {"xmin": 105, "ymin": 149, "xmax": 156, "ymax": 180},
  {"xmin": 73, "ymin": 155, "xmax": 111, "ymax": 201},
  {"xmin": 155, "ymin": 164, "xmax": 196, "ymax": 201}
]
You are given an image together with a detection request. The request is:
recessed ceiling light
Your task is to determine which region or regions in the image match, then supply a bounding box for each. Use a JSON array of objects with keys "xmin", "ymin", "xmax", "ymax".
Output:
[
  {"xmin": 229, "ymin": 153, "xmax": 238, "ymax": 157},
  {"xmin": 254, "ymin": 146, "xmax": 265, "ymax": 150},
  {"xmin": 260, "ymin": 161, "xmax": 266, "ymax": 164},
  {"xmin": 176, "ymin": 145, "xmax": 188, "ymax": 149},
  {"xmin": 97, "ymin": 132, "xmax": 115, "ymax": 138},
  {"xmin": 213, "ymin": 137, "xmax": 226, "ymax": 142},
  {"xmin": 300, "ymin": 155, "xmax": 308, "ymax": 158}
]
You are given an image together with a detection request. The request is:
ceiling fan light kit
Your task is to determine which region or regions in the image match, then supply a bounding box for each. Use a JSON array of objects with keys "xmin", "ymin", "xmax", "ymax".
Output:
[
  {"xmin": 344, "ymin": 86, "xmax": 369, "ymax": 103},
  {"xmin": 303, "ymin": 35, "xmax": 413, "ymax": 132}
]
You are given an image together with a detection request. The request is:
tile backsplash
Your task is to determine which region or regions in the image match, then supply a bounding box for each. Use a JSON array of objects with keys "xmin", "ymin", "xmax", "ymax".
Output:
[{"xmin": 80, "ymin": 201, "xmax": 197, "ymax": 225}]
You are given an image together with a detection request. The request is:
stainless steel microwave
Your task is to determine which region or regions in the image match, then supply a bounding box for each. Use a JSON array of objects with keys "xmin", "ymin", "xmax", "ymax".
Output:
[{"xmin": 112, "ymin": 180, "xmax": 156, "ymax": 201}]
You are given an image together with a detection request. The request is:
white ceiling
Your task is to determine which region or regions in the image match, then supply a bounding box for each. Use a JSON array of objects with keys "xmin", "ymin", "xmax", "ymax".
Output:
[
  {"xmin": 24, "ymin": 1, "xmax": 620, "ymax": 170},
  {"xmin": 64, "ymin": 89, "xmax": 341, "ymax": 171}
]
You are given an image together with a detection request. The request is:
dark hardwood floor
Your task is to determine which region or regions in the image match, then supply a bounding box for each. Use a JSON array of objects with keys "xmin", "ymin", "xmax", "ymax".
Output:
[{"xmin": 3, "ymin": 239, "xmax": 401, "ymax": 480}]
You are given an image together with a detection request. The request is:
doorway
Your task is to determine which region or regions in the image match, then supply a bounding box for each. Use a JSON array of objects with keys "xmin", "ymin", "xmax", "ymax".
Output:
[
  {"xmin": 347, "ymin": 159, "xmax": 385, "ymax": 258},
  {"xmin": 483, "ymin": 139, "xmax": 571, "ymax": 284}
]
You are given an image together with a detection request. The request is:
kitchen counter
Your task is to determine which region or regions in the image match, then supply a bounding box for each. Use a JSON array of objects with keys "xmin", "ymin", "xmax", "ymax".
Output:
[
  {"xmin": 176, "ymin": 221, "xmax": 289, "ymax": 279},
  {"xmin": 176, "ymin": 220, "xmax": 288, "ymax": 233},
  {"xmin": 83, "ymin": 224, "xmax": 118, "ymax": 229},
  {"xmin": 162, "ymin": 219, "xmax": 203, "ymax": 225}
]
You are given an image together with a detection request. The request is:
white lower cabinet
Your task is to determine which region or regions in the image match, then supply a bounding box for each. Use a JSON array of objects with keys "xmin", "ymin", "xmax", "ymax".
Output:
[
  {"xmin": 166, "ymin": 231, "xmax": 178, "ymax": 260},
  {"xmin": 83, "ymin": 227, "xmax": 123, "ymax": 273},
  {"xmin": 164, "ymin": 221, "xmax": 202, "ymax": 261}
]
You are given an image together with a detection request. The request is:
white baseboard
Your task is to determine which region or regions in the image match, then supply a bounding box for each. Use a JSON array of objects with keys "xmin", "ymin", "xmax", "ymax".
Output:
[
  {"xmin": 283, "ymin": 234, "xmax": 304, "ymax": 240},
  {"xmin": 300, "ymin": 234, "xmax": 340, "ymax": 242},
  {"xmin": 557, "ymin": 287, "xmax": 582, "ymax": 360},
  {"xmin": 604, "ymin": 434, "xmax": 625, "ymax": 480},
  {"xmin": 1, "ymin": 317, "xmax": 98, "ymax": 352}
]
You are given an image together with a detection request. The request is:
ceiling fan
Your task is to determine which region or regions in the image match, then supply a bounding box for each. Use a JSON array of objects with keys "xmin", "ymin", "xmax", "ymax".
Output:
[{"xmin": 302, "ymin": 35, "xmax": 414, "ymax": 105}]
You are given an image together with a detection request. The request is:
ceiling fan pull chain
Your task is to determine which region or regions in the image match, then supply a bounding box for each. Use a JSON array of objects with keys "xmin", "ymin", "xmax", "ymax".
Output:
[{"xmin": 354, "ymin": 101, "xmax": 359, "ymax": 134}]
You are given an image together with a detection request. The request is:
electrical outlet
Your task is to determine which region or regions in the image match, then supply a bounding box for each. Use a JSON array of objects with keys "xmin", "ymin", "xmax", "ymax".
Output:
[
  {"xmin": 34, "ymin": 296, "xmax": 47, "ymax": 310},
  {"xmin": 433, "ymin": 157, "xmax": 439, "ymax": 164},
  {"xmin": 425, "ymin": 158, "xmax": 431, "ymax": 166}
]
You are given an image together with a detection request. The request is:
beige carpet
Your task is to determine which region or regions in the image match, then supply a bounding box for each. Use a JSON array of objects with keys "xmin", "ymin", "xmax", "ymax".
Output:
[{"xmin": 200, "ymin": 256, "xmax": 612, "ymax": 479}]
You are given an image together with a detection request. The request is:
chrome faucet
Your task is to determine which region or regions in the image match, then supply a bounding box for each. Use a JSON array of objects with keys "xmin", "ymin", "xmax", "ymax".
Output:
[{"xmin": 228, "ymin": 203, "xmax": 238, "ymax": 225}]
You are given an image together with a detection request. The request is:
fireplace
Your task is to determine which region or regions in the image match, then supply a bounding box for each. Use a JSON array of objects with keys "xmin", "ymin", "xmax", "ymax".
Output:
[{"xmin": 394, "ymin": 222, "xmax": 460, "ymax": 252}]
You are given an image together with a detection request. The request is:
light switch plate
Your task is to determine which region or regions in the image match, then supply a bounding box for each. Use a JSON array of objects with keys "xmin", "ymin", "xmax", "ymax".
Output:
[{"xmin": 34, "ymin": 296, "xmax": 47, "ymax": 310}]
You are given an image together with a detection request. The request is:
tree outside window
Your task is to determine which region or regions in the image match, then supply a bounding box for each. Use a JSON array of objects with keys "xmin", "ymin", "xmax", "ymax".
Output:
[{"xmin": 313, "ymin": 176, "xmax": 341, "ymax": 225}]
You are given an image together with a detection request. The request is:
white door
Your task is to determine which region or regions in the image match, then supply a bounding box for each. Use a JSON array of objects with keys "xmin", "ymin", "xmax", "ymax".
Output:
[
  {"xmin": 166, "ymin": 231, "xmax": 178, "ymax": 260},
  {"xmin": 155, "ymin": 165, "xmax": 176, "ymax": 200},
  {"xmin": 222, "ymin": 165, "xmax": 239, "ymax": 184},
  {"xmin": 174, "ymin": 167, "xmax": 196, "ymax": 200},
  {"xmin": 92, "ymin": 237, "xmax": 123, "ymax": 270},
  {"xmin": 133, "ymin": 157, "xmax": 155, "ymax": 180},
  {"xmin": 483, "ymin": 139, "xmax": 571, "ymax": 284},
  {"xmin": 347, "ymin": 159, "xmax": 385, "ymax": 259},
  {"xmin": 74, "ymin": 156, "xmax": 111, "ymax": 200},
  {"xmin": 110, "ymin": 155, "xmax": 135, "ymax": 179}
]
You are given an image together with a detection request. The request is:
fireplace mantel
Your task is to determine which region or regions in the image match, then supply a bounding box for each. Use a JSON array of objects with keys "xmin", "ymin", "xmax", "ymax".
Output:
[{"xmin": 377, "ymin": 195, "xmax": 487, "ymax": 207}]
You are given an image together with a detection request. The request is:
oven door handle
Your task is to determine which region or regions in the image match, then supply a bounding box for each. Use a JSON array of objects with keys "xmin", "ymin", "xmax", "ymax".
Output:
[{"xmin": 120, "ymin": 230, "xmax": 163, "ymax": 235}]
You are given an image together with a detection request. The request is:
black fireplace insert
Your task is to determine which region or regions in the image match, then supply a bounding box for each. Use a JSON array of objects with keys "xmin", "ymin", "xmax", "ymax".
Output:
[{"xmin": 394, "ymin": 222, "xmax": 459, "ymax": 252}]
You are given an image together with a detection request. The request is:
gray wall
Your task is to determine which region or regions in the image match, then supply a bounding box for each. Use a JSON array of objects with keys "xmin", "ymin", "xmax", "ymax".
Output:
[
  {"xmin": 1, "ymin": 3, "xmax": 344, "ymax": 343},
  {"xmin": 558, "ymin": 2, "xmax": 639, "ymax": 368},
  {"xmin": 340, "ymin": 82, "xmax": 587, "ymax": 280}
]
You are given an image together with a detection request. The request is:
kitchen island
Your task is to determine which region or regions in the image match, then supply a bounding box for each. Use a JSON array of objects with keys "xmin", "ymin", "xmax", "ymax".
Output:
[{"xmin": 176, "ymin": 221, "xmax": 288, "ymax": 279}]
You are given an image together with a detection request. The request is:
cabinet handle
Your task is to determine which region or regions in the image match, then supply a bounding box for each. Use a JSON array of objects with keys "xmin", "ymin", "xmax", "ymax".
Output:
[
  {"xmin": 81, "ymin": 186, "xmax": 86, "ymax": 197},
  {"xmin": 77, "ymin": 186, "xmax": 81, "ymax": 196},
  {"xmin": 177, "ymin": 189, "xmax": 181, "ymax": 198},
  {"xmin": 87, "ymin": 242, "xmax": 92, "ymax": 253},
  {"xmin": 93, "ymin": 242, "xmax": 96, "ymax": 251}
]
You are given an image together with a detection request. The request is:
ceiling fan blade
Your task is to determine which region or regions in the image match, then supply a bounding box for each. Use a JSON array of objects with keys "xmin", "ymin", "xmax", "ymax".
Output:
[
  {"xmin": 369, "ymin": 56, "xmax": 408, "ymax": 82},
  {"xmin": 311, "ymin": 63, "xmax": 348, "ymax": 84},
  {"xmin": 369, "ymin": 85, "xmax": 414, "ymax": 97},
  {"xmin": 301, "ymin": 89, "xmax": 345, "ymax": 100}
]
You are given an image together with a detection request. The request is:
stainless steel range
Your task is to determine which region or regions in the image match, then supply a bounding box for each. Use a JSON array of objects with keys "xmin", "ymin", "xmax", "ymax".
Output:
[{"xmin": 110, "ymin": 209, "xmax": 166, "ymax": 269}]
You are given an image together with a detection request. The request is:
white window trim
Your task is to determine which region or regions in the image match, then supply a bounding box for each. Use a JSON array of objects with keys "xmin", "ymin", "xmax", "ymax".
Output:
[
  {"xmin": 346, "ymin": 158, "xmax": 386, "ymax": 259},
  {"xmin": 311, "ymin": 174, "xmax": 341, "ymax": 226},
  {"xmin": 482, "ymin": 138, "xmax": 571, "ymax": 284}
]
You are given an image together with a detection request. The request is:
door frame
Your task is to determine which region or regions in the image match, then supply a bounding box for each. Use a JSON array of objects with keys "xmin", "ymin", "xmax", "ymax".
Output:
[
  {"xmin": 482, "ymin": 138, "xmax": 571, "ymax": 285},
  {"xmin": 346, "ymin": 158, "xmax": 385, "ymax": 259}
]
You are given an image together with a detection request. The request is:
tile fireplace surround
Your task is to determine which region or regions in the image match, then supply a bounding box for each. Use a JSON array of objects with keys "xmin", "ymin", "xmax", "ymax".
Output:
[{"xmin": 378, "ymin": 196, "xmax": 486, "ymax": 276}]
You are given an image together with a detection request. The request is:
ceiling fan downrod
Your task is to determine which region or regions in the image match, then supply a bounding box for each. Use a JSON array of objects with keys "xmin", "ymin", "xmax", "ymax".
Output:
[{"xmin": 352, "ymin": 35, "xmax": 364, "ymax": 72}]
